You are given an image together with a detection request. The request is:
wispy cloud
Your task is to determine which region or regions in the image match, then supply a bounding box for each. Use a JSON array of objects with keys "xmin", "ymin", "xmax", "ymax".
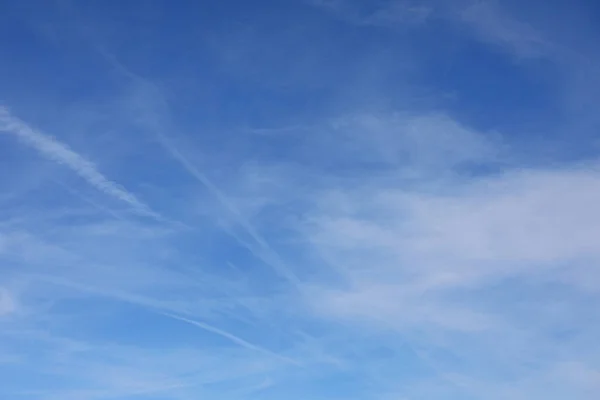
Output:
[
  {"xmin": 0, "ymin": 210, "xmax": 310, "ymax": 398},
  {"xmin": 0, "ymin": 288, "xmax": 16, "ymax": 316},
  {"xmin": 0, "ymin": 327, "xmax": 284, "ymax": 400},
  {"xmin": 305, "ymin": 160, "xmax": 600, "ymax": 316},
  {"xmin": 292, "ymin": 120, "xmax": 600, "ymax": 397},
  {"xmin": 458, "ymin": 0, "xmax": 552, "ymax": 59},
  {"xmin": 310, "ymin": 0, "xmax": 551, "ymax": 59},
  {"xmin": 309, "ymin": 0, "xmax": 432, "ymax": 28},
  {"xmin": 220, "ymin": 109, "xmax": 600, "ymax": 398}
]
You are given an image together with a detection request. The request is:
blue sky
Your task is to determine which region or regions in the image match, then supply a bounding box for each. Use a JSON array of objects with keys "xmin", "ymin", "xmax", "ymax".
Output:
[{"xmin": 1, "ymin": 0, "xmax": 600, "ymax": 399}]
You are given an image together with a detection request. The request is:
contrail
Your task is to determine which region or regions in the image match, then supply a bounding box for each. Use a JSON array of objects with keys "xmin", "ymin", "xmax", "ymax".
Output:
[
  {"xmin": 0, "ymin": 107, "xmax": 159, "ymax": 219},
  {"xmin": 33, "ymin": 274, "xmax": 299, "ymax": 366},
  {"xmin": 112, "ymin": 71, "xmax": 302, "ymax": 287},
  {"xmin": 73, "ymin": 40, "xmax": 302, "ymax": 287},
  {"xmin": 154, "ymin": 132, "xmax": 302, "ymax": 287},
  {"xmin": 162, "ymin": 312, "xmax": 301, "ymax": 366}
]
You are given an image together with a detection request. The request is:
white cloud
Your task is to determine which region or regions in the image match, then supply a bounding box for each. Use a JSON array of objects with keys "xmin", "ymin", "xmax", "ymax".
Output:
[
  {"xmin": 294, "ymin": 156, "xmax": 600, "ymax": 396},
  {"xmin": 326, "ymin": 112, "xmax": 501, "ymax": 169},
  {"xmin": 228, "ymin": 110, "xmax": 600, "ymax": 398},
  {"xmin": 306, "ymin": 161, "xmax": 600, "ymax": 293}
]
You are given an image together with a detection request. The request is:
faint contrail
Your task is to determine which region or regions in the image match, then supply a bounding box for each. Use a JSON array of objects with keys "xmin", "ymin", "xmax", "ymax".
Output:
[
  {"xmin": 163, "ymin": 312, "xmax": 301, "ymax": 366},
  {"xmin": 75, "ymin": 41, "xmax": 302, "ymax": 287},
  {"xmin": 33, "ymin": 274, "xmax": 299, "ymax": 366},
  {"xmin": 154, "ymin": 132, "xmax": 303, "ymax": 287},
  {"xmin": 0, "ymin": 107, "xmax": 159, "ymax": 219},
  {"xmin": 112, "ymin": 69, "xmax": 302, "ymax": 287}
]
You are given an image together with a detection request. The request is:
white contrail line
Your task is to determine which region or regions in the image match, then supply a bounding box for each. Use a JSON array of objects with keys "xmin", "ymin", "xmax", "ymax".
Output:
[
  {"xmin": 155, "ymin": 133, "xmax": 302, "ymax": 287},
  {"xmin": 32, "ymin": 274, "xmax": 299, "ymax": 366},
  {"xmin": 162, "ymin": 312, "xmax": 301, "ymax": 366},
  {"xmin": 74, "ymin": 39, "xmax": 301, "ymax": 286},
  {"xmin": 0, "ymin": 107, "xmax": 159, "ymax": 219}
]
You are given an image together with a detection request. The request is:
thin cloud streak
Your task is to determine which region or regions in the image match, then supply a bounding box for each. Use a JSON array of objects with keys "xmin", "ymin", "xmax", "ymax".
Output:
[
  {"xmin": 155, "ymin": 133, "xmax": 302, "ymax": 287},
  {"xmin": 30, "ymin": 274, "xmax": 299, "ymax": 367},
  {"xmin": 60, "ymin": 12, "xmax": 304, "ymax": 288},
  {"xmin": 0, "ymin": 107, "xmax": 159, "ymax": 219},
  {"xmin": 100, "ymin": 54, "xmax": 303, "ymax": 287},
  {"xmin": 163, "ymin": 313, "xmax": 301, "ymax": 366}
]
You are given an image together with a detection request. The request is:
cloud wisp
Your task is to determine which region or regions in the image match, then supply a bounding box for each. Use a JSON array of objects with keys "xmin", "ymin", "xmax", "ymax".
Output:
[{"xmin": 0, "ymin": 288, "xmax": 16, "ymax": 316}]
